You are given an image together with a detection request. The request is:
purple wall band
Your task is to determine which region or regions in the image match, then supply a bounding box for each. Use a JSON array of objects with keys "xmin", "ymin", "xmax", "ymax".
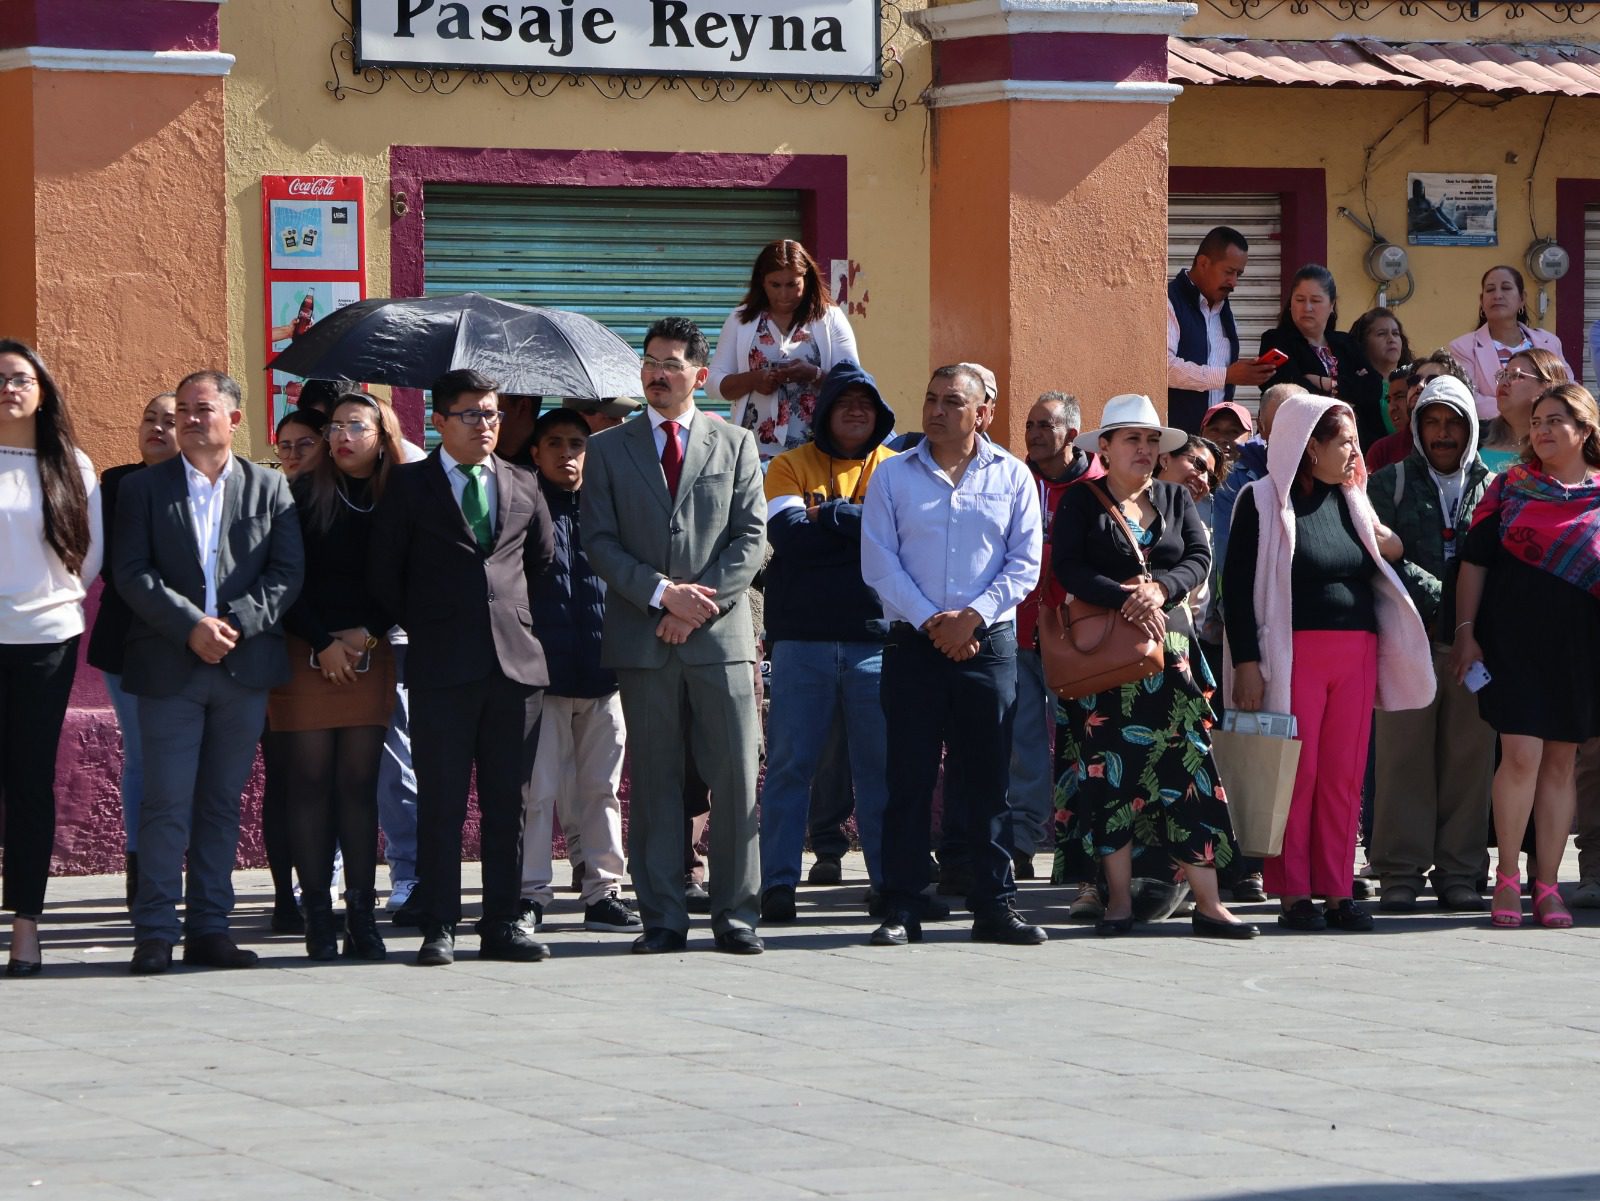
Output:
[
  {"xmin": 935, "ymin": 32, "xmax": 1169, "ymax": 87},
  {"xmin": 0, "ymin": 0, "xmax": 220, "ymax": 54}
]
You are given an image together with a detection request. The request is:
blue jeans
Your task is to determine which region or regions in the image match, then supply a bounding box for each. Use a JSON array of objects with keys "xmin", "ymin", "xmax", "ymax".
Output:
[
  {"xmin": 1006, "ymin": 648, "xmax": 1055, "ymax": 854},
  {"xmin": 376, "ymin": 640, "xmax": 418, "ymax": 886},
  {"xmin": 103, "ymin": 671, "xmax": 144, "ymax": 853},
  {"xmin": 760, "ymin": 640, "xmax": 889, "ymax": 891}
]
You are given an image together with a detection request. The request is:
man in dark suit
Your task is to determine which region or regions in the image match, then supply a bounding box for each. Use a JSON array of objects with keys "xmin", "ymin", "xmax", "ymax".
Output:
[
  {"xmin": 582, "ymin": 317, "xmax": 767, "ymax": 955},
  {"xmin": 369, "ymin": 369, "xmax": 555, "ymax": 966},
  {"xmin": 114, "ymin": 370, "xmax": 305, "ymax": 975}
]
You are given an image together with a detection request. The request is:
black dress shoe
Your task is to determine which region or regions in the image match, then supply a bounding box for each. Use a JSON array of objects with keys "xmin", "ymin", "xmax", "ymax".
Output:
[
  {"xmin": 416, "ymin": 926, "xmax": 456, "ymax": 966},
  {"xmin": 684, "ymin": 877, "xmax": 711, "ymax": 914},
  {"xmin": 129, "ymin": 938, "xmax": 173, "ymax": 975},
  {"xmin": 6, "ymin": 959, "xmax": 42, "ymax": 977},
  {"xmin": 807, "ymin": 855, "xmax": 843, "ymax": 886},
  {"xmin": 760, "ymin": 885, "xmax": 797, "ymax": 923},
  {"xmin": 869, "ymin": 917, "xmax": 922, "ymax": 946},
  {"xmin": 1278, "ymin": 899, "xmax": 1327, "ymax": 931},
  {"xmin": 1324, "ymin": 899, "xmax": 1375, "ymax": 931},
  {"xmin": 1094, "ymin": 914, "xmax": 1135, "ymax": 937},
  {"xmin": 390, "ymin": 900, "xmax": 424, "ymax": 929},
  {"xmin": 1192, "ymin": 912, "xmax": 1260, "ymax": 940},
  {"xmin": 478, "ymin": 923, "xmax": 551, "ymax": 962},
  {"xmin": 632, "ymin": 927, "xmax": 688, "ymax": 954},
  {"xmin": 972, "ymin": 905, "xmax": 1048, "ymax": 945},
  {"xmin": 713, "ymin": 928, "xmax": 764, "ymax": 955},
  {"xmin": 182, "ymin": 933, "xmax": 258, "ymax": 968}
]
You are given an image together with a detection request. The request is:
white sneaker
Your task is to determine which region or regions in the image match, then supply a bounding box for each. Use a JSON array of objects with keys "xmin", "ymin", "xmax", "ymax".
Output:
[{"xmin": 386, "ymin": 879, "xmax": 417, "ymax": 911}]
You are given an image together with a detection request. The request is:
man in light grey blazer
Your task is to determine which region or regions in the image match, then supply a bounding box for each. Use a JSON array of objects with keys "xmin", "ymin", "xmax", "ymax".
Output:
[
  {"xmin": 582, "ymin": 317, "xmax": 767, "ymax": 954},
  {"xmin": 114, "ymin": 371, "xmax": 304, "ymax": 975}
]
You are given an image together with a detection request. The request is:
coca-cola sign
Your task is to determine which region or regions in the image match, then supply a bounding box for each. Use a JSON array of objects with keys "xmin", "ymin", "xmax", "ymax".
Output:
[
  {"xmin": 287, "ymin": 178, "xmax": 341, "ymax": 198},
  {"xmin": 354, "ymin": 0, "xmax": 881, "ymax": 83}
]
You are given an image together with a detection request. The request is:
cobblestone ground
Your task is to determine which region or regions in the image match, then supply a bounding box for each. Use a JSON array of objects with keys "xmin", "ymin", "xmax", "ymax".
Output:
[{"xmin": 3, "ymin": 848, "xmax": 1599, "ymax": 1201}]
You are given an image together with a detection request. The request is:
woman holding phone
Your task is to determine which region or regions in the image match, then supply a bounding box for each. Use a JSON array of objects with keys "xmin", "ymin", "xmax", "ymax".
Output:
[{"xmin": 269, "ymin": 392, "xmax": 402, "ymax": 961}]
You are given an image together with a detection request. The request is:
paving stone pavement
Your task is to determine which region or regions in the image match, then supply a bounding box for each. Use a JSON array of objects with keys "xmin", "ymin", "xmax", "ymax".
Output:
[{"xmin": 5, "ymin": 850, "xmax": 1600, "ymax": 1201}]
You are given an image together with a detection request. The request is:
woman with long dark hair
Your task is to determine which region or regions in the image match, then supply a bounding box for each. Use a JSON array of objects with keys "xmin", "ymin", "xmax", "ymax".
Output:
[
  {"xmin": 87, "ymin": 391, "xmax": 179, "ymax": 910},
  {"xmin": 1452, "ymin": 383, "xmax": 1600, "ymax": 929},
  {"xmin": 0, "ymin": 339, "xmax": 102, "ymax": 974},
  {"xmin": 268, "ymin": 392, "xmax": 401, "ymax": 960},
  {"xmin": 707, "ymin": 239, "xmax": 859, "ymax": 461},
  {"xmin": 1260, "ymin": 265, "xmax": 1386, "ymax": 450}
]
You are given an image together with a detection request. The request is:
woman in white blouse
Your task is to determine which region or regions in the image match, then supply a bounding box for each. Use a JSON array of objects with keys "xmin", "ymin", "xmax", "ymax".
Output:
[
  {"xmin": 707, "ymin": 239, "xmax": 859, "ymax": 461},
  {"xmin": 0, "ymin": 339, "xmax": 102, "ymax": 976}
]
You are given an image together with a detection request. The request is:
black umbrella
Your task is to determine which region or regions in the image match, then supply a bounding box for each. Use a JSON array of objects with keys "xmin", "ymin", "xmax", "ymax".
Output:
[{"xmin": 268, "ymin": 292, "xmax": 642, "ymax": 399}]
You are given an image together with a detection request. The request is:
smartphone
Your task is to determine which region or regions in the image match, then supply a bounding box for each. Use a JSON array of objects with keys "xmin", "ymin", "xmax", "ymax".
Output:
[
  {"xmin": 309, "ymin": 649, "xmax": 372, "ymax": 674},
  {"xmin": 1464, "ymin": 661, "xmax": 1492, "ymax": 693},
  {"xmin": 1255, "ymin": 348, "xmax": 1290, "ymax": 368}
]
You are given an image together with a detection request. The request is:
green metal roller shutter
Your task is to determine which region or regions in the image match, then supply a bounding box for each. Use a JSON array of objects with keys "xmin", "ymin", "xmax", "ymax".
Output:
[{"xmin": 423, "ymin": 184, "xmax": 805, "ymax": 416}]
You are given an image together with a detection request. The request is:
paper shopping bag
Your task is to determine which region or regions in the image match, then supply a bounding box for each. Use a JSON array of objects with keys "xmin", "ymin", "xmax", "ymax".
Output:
[{"xmin": 1211, "ymin": 728, "xmax": 1301, "ymax": 859}]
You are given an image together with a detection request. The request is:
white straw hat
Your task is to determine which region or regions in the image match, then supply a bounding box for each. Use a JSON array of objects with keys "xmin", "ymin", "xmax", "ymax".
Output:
[{"xmin": 1074, "ymin": 394, "xmax": 1188, "ymax": 454}]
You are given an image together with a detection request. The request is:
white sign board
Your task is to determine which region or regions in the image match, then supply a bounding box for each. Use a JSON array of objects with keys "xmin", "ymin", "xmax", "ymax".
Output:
[{"xmin": 355, "ymin": 0, "xmax": 882, "ymax": 82}]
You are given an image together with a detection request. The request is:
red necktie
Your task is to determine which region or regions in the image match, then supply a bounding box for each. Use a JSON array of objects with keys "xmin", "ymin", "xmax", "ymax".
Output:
[{"xmin": 660, "ymin": 420, "xmax": 683, "ymax": 499}]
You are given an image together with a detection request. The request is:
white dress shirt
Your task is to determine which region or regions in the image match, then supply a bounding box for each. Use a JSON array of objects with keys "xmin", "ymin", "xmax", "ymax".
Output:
[
  {"xmin": 646, "ymin": 404, "xmax": 696, "ymax": 609},
  {"xmin": 438, "ymin": 446, "xmax": 498, "ymax": 539},
  {"xmin": 1166, "ymin": 271, "xmax": 1232, "ymax": 404},
  {"xmin": 183, "ymin": 452, "xmax": 233, "ymax": 619},
  {"xmin": 0, "ymin": 446, "xmax": 103, "ymax": 643}
]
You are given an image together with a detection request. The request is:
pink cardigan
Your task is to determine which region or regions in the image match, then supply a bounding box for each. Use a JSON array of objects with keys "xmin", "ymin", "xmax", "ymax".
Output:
[
  {"xmin": 1447, "ymin": 324, "xmax": 1569, "ymax": 422},
  {"xmin": 1222, "ymin": 394, "xmax": 1436, "ymax": 716}
]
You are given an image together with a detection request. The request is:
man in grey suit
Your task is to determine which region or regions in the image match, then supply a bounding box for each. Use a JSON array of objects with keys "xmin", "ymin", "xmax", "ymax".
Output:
[
  {"xmin": 582, "ymin": 317, "xmax": 767, "ymax": 954},
  {"xmin": 114, "ymin": 371, "xmax": 304, "ymax": 975}
]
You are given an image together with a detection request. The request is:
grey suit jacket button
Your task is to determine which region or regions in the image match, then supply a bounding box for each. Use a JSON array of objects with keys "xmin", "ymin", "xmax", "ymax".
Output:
[{"xmin": 487, "ymin": 591, "xmax": 496, "ymax": 603}]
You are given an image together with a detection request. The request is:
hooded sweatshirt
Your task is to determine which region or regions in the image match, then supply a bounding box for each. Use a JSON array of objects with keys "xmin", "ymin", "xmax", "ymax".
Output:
[
  {"xmin": 1221, "ymin": 394, "xmax": 1435, "ymax": 716},
  {"xmin": 763, "ymin": 361, "xmax": 897, "ymax": 642},
  {"xmin": 1366, "ymin": 375, "xmax": 1491, "ymax": 641}
]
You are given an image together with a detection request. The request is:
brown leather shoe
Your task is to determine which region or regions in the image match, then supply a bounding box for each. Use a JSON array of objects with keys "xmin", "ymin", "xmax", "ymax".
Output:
[{"xmin": 182, "ymin": 932, "xmax": 259, "ymax": 969}]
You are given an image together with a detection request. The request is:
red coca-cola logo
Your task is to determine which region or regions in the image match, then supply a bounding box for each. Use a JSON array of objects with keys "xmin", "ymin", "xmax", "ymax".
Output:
[{"xmin": 286, "ymin": 178, "xmax": 338, "ymax": 197}]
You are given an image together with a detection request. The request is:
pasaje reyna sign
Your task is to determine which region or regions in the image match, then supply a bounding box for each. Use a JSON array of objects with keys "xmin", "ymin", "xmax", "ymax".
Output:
[{"xmin": 355, "ymin": 0, "xmax": 881, "ymax": 82}]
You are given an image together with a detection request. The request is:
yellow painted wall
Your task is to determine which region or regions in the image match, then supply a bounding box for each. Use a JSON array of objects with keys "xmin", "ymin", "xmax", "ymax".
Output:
[
  {"xmin": 220, "ymin": 0, "xmax": 933, "ymax": 450},
  {"xmin": 1172, "ymin": 84, "xmax": 1600, "ymax": 368}
]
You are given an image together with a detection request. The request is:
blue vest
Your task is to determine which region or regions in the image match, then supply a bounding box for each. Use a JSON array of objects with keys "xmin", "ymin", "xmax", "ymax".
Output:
[{"xmin": 1168, "ymin": 270, "xmax": 1238, "ymax": 433}]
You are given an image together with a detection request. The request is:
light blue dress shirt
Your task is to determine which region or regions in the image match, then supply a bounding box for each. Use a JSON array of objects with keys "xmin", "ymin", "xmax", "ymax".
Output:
[{"xmin": 860, "ymin": 436, "xmax": 1042, "ymax": 631}]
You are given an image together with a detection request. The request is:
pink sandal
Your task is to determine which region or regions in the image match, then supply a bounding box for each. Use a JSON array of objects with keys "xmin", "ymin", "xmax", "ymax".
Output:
[
  {"xmin": 1491, "ymin": 870, "xmax": 1523, "ymax": 928},
  {"xmin": 1533, "ymin": 881, "xmax": 1573, "ymax": 929}
]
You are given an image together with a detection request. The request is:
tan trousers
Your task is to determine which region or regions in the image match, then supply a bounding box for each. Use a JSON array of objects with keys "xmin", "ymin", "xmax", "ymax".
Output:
[
  {"xmin": 519, "ymin": 693, "xmax": 628, "ymax": 908},
  {"xmin": 1371, "ymin": 644, "xmax": 1495, "ymax": 894}
]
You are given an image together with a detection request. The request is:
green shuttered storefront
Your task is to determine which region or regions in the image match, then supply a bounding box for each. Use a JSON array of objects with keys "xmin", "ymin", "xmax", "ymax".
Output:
[{"xmin": 422, "ymin": 184, "xmax": 805, "ymax": 415}]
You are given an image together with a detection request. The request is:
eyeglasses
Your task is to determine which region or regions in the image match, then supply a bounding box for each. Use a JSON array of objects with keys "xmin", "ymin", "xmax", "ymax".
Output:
[
  {"xmin": 1496, "ymin": 367, "xmax": 1539, "ymax": 385},
  {"xmin": 641, "ymin": 357, "xmax": 693, "ymax": 373},
  {"xmin": 0, "ymin": 373, "xmax": 37, "ymax": 392},
  {"xmin": 326, "ymin": 421, "xmax": 376, "ymax": 439},
  {"xmin": 276, "ymin": 437, "xmax": 320, "ymax": 458},
  {"xmin": 440, "ymin": 409, "xmax": 503, "ymax": 427}
]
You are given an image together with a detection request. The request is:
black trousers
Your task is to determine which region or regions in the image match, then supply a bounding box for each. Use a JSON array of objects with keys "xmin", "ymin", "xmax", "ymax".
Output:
[
  {"xmin": 880, "ymin": 622, "xmax": 1018, "ymax": 915},
  {"xmin": 0, "ymin": 637, "xmax": 79, "ymax": 916},
  {"xmin": 410, "ymin": 670, "xmax": 542, "ymax": 931},
  {"xmin": 807, "ymin": 711, "xmax": 855, "ymax": 860}
]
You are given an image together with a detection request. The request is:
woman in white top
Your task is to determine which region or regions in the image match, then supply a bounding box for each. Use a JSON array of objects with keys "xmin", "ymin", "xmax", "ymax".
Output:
[
  {"xmin": 1448, "ymin": 265, "xmax": 1572, "ymax": 422},
  {"xmin": 707, "ymin": 239, "xmax": 859, "ymax": 461},
  {"xmin": 0, "ymin": 339, "xmax": 102, "ymax": 975}
]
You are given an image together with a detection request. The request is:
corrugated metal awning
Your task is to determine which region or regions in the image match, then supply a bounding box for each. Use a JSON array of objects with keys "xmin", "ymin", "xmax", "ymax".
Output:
[{"xmin": 1169, "ymin": 37, "xmax": 1600, "ymax": 97}]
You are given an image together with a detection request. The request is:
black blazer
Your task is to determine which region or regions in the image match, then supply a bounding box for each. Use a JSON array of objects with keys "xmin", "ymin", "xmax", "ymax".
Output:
[
  {"xmin": 1051, "ymin": 478, "xmax": 1210, "ymax": 614},
  {"xmin": 1259, "ymin": 325, "xmax": 1386, "ymax": 450},
  {"xmin": 368, "ymin": 452, "xmax": 555, "ymax": 690},
  {"xmin": 111, "ymin": 455, "xmax": 305, "ymax": 697},
  {"xmin": 87, "ymin": 462, "xmax": 145, "ymax": 674}
]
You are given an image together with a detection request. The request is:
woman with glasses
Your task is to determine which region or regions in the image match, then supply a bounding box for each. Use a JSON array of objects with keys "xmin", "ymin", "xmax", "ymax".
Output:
[
  {"xmin": 1481, "ymin": 348, "xmax": 1570, "ymax": 473},
  {"xmin": 87, "ymin": 391, "xmax": 178, "ymax": 911},
  {"xmin": 1452, "ymin": 383, "xmax": 1600, "ymax": 928},
  {"xmin": 0, "ymin": 339, "xmax": 102, "ymax": 975},
  {"xmin": 274, "ymin": 407, "xmax": 328, "ymax": 480},
  {"xmin": 1448, "ymin": 266, "xmax": 1572, "ymax": 421},
  {"xmin": 268, "ymin": 392, "xmax": 402, "ymax": 960},
  {"xmin": 707, "ymin": 239, "xmax": 859, "ymax": 462}
]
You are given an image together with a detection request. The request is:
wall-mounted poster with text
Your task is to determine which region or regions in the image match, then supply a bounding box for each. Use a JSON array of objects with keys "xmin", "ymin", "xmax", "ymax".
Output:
[
  {"xmin": 262, "ymin": 175, "xmax": 368, "ymax": 432},
  {"xmin": 1407, "ymin": 173, "xmax": 1498, "ymax": 247}
]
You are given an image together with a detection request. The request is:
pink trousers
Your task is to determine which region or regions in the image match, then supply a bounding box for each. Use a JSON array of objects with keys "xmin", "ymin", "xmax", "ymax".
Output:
[{"xmin": 1263, "ymin": 630, "xmax": 1378, "ymax": 898}]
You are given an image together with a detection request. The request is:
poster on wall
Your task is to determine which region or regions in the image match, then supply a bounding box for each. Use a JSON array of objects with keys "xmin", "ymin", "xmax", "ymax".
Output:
[
  {"xmin": 262, "ymin": 175, "xmax": 367, "ymax": 433},
  {"xmin": 1407, "ymin": 172, "xmax": 1497, "ymax": 247}
]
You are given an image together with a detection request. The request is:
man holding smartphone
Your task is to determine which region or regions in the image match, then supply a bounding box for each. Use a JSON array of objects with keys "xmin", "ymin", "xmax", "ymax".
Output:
[{"xmin": 1167, "ymin": 226, "xmax": 1277, "ymax": 434}]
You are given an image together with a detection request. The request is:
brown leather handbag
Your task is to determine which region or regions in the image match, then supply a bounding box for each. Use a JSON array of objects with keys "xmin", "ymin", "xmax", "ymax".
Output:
[{"xmin": 1037, "ymin": 483, "xmax": 1165, "ymax": 701}]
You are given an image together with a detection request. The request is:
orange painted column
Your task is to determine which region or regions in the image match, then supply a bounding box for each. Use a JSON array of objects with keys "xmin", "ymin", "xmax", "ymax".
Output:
[{"xmin": 916, "ymin": 0, "xmax": 1194, "ymax": 451}]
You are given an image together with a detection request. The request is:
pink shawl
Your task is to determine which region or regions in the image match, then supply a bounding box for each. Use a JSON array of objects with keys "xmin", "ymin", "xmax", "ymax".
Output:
[{"xmin": 1222, "ymin": 394, "xmax": 1435, "ymax": 715}]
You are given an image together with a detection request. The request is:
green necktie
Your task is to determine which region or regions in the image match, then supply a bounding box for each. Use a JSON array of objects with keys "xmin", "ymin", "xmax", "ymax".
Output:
[{"xmin": 460, "ymin": 463, "xmax": 492, "ymax": 551}]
